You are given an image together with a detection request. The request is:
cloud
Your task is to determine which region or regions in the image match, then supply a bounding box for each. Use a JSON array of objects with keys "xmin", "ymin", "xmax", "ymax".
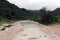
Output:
[{"xmin": 7, "ymin": 0, "xmax": 60, "ymax": 10}]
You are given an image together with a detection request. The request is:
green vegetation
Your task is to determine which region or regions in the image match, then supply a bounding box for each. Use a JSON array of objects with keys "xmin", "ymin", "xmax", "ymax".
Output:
[
  {"xmin": 0, "ymin": 0, "xmax": 40, "ymax": 25},
  {"xmin": 39, "ymin": 7, "xmax": 57, "ymax": 25},
  {"xmin": 0, "ymin": 16, "xmax": 8, "ymax": 26},
  {"xmin": 0, "ymin": 0, "xmax": 60, "ymax": 25}
]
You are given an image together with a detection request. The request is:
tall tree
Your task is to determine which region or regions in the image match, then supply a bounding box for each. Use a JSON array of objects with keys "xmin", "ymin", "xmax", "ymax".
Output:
[{"xmin": 40, "ymin": 7, "xmax": 56, "ymax": 24}]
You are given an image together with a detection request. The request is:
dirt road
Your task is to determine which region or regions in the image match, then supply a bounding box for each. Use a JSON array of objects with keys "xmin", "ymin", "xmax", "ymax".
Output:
[
  {"xmin": 12, "ymin": 21, "xmax": 51, "ymax": 40},
  {"xmin": 0, "ymin": 20, "xmax": 60, "ymax": 40},
  {"xmin": 0, "ymin": 22, "xmax": 23, "ymax": 40},
  {"xmin": 12, "ymin": 21, "xmax": 60, "ymax": 40}
]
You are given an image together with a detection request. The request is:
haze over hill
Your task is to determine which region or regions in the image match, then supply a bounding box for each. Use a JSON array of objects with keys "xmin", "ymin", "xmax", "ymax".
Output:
[
  {"xmin": 0, "ymin": 0, "xmax": 60, "ymax": 25},
  {"xmin": 0, "ymin": 0, "xmax": 39, "ymax": 23},
  {"xmin": 7, "ymin": 0, "xmax": 60, "ymax": 11}
]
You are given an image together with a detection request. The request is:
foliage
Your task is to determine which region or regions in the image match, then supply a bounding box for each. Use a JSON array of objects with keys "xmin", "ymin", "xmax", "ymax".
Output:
[
  {"xmin": 0, "ymin": 0, "xmax": 60, "ymax": 25},
  {"xmin": 0, "ymin": 0, "xmax": 40, "ymax": 24},
  {"xmin": 40, "ymin": 7, "xmax": 57, "ymax": 24}
]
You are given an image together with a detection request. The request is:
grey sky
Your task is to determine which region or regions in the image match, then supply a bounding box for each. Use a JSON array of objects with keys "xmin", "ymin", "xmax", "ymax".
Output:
[{"xmin": 7, "ymin": 0, "xmax": 60, "ymax": 10}]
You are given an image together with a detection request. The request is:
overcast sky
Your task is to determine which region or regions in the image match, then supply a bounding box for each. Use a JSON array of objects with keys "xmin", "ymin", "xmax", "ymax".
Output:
[{"xmin": 7, "ymin": 0, "xmax": 60, "ymax": 10}]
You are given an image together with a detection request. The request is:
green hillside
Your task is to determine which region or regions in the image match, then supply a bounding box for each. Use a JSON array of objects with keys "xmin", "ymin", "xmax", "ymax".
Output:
[
  {"xmin": 0, "ymin": 0, "xmax": 41, "ymax": 24},
  {"xmin": 0, "ymin": 0, "xmax": 60, "ymax": 25}
]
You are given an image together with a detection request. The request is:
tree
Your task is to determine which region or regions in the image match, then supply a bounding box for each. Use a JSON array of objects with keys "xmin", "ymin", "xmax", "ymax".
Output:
[{"xmin": 40, "ymin": 7, "xmax": 57, "ymax": 24}]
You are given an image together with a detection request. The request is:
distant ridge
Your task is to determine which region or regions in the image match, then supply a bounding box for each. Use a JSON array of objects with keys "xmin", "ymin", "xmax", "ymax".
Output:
[
  {"xmin": 52, "ymin": 8, "xmax": 60, "ymax": 15},
  {"xmin": 0, "ymin": 0, "xmax": 37, "ymax": 21},
  {"xmin": 28, "ymin": 10, "xmax": 40, "ymax": 13}
]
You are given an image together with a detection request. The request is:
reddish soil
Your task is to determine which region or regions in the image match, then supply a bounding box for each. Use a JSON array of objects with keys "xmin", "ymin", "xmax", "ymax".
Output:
[
  {"xmin": 0, "ymin": 22, "xmax": 23, "ymax": 40},
  {"xmin": 0, "ymin": 21, "xmax": 60, "ymax": 40},
  {"xmin": 40, "ymin": 24, "xmax": 60, "ymax": 40}
]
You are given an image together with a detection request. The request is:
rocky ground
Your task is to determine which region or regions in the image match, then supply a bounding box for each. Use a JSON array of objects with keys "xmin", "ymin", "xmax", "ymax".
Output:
[{"xmin": 0, "ymin": 20, "xmax": 60, "ymax": 40}]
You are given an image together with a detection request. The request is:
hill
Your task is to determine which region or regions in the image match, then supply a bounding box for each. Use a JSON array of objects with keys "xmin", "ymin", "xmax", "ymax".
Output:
[
  {"xmin": 28, "ymin": 10, "xmax": 40, "ymax": 13},
  {"xmin": 1, "ymin": 0, "xmax": 60, "ymax": 25},
  {"xmin": 0, "ymin": 0, "xmax": 41, "ymax": 23},
  {"xmin": 52, "ymin": 8, "xmax": 60, "ymax": 15}
]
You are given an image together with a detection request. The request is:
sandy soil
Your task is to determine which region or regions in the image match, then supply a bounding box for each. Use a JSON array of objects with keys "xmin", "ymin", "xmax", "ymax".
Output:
[
  {"xmin": 0, "ymin": 20, "xmax": 60, "ymax": 40},
  {"xmin": 38, "ymin": 24, "xmax": 60, "ymax": 40},
  {"xmin": 0, "ymin": 22, "xmax": 23, "ymax": 40},
  {"xmin": 12, "ymin": 21, "xmax": 52, "ymax": 40}
]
